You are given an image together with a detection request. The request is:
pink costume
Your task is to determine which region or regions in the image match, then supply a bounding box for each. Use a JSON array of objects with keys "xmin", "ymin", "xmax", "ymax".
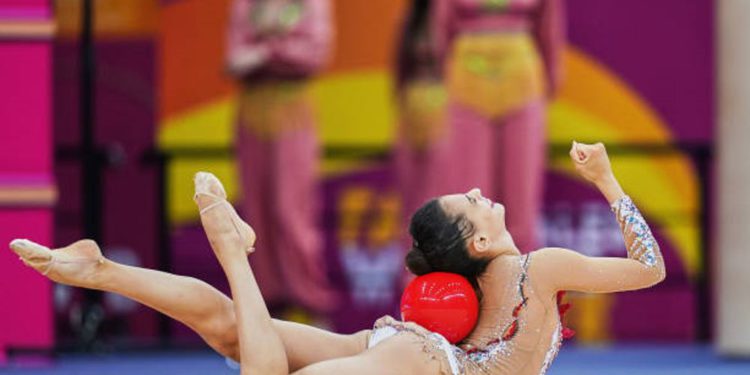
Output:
[
  {"xmin": 395, "ymin": 0, "xmax": 453, "ymax": 240},
  {"xmin": 226, "ymin": 0, "xmax": 337, "ymax": 312},
  {"xmin": 433, "ymin": 0, "xmax": 565, "ymax": 252}
]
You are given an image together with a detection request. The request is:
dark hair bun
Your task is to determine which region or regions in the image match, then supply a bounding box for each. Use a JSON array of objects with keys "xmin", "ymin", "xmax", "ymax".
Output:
[{"xmin": 406, "ymin": 249, "xmax": 432, "ymax": 275}]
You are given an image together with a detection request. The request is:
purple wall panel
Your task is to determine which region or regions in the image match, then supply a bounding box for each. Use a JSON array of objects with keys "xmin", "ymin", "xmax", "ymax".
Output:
[
  {"xmin": 53, "ymin": 39, "xmax": 159, "ymax": 342},
  {"xmin": 567, "ymin": 0, "xmax": 714, "ymax": 142}
]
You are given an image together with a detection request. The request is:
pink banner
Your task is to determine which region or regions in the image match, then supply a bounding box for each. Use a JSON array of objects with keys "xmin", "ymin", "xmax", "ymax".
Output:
[
  {"xmin": 0, "ymin": 44, "xmax": 52, "ymax": 174},
  {"xmin": 0, "ymin": 0, "xmax": 50, "ymax": 19},
  {"xmin": 0, "ymin": 0, "xmax": 55, "ymax": 361}
]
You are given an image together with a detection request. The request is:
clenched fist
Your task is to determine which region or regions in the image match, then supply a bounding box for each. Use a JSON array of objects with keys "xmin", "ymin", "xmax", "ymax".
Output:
[{"xmin": 569, "ymin": 141, "xmax": 614, "ymax": 185}]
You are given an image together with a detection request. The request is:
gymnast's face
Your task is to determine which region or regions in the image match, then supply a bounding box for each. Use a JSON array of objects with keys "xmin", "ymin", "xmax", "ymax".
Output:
[{"xmin": 439, "ymin": 188, "xmax": 517, "ymax": 258}]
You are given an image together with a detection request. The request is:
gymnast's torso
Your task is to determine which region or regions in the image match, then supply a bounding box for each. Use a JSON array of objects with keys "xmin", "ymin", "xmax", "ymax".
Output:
[
  {"xmin": 460, "ymin": 252, "xmax": 562, "ymax": 375},
  {"xmin": 369, "ymin": 252, "xmax": 564, "ymax": 375}
]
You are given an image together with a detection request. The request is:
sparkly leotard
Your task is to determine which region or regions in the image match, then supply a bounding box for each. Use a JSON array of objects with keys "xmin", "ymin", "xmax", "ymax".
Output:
[{"xmin": 368, "ymin": 195, "xmax": 665, "ymax": 375}]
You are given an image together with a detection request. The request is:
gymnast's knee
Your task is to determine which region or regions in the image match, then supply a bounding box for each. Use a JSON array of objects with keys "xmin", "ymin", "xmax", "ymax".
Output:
[{"xmin": 200, "ymin": 304, "xmax": 240, "ymax": 359}]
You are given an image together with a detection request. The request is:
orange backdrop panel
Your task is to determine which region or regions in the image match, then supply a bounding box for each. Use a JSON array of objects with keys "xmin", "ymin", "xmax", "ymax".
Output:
[
  {"xmin": 158, "ymin": 0, "xmax": 235, "ymax": 120},
  {"xmin": 158, "ymin": 0, "xmax": 408, "ymax": 122},
  {"xmin": 55, "ymin": 0, "xmax": 158, "ymax": 39},
  {"xmin": 326, "ymin": 0, "xmax": 406, "ymax": 73}
]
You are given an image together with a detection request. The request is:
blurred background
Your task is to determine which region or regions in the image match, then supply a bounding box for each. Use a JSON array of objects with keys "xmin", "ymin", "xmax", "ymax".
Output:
[{"xmin": 1, "ymin": 0, "xmax": 749, "ymax": 373}]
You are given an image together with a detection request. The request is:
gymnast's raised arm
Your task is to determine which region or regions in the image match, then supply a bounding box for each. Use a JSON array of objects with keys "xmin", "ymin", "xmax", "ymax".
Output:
[{"xmin": 533, "ymin": 141, "xmax": 666, "ymax": 294}]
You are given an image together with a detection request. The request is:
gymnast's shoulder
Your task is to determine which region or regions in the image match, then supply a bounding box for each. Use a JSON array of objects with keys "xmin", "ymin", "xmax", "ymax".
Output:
[{"xmin": 525, "ymin": 247, "xmax": 589, "ymax": 292}]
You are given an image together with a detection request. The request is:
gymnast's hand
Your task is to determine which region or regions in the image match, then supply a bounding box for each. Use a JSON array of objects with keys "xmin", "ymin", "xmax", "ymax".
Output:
[
  {"xmin": 569, "ymin": 141, "xmax": 614, "ymax": 186},
  {"xmin": 374, "ymin": 315, "xmax": 432, "ymax": 336}
]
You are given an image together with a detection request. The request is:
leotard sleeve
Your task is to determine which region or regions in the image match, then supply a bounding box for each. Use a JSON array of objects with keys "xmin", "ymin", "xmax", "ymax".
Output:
[{"xmin": 532, "ymin": 195, "xmax": 666, "ymax": 293}]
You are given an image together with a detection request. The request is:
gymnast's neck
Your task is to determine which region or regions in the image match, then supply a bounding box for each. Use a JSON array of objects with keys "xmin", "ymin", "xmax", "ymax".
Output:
[{"xmin": 476, "ymin": 249, "xmax": 524, "ymax": 295}]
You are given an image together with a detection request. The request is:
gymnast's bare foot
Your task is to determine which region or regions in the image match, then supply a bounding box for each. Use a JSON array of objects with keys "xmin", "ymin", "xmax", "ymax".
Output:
[
  {"xmin": 193, "ymin": 172, "xmax": 256, "ymax": 265},
  {"xmin": 10, "ymin": 239, "xmax": 106, "ymax": 288}
]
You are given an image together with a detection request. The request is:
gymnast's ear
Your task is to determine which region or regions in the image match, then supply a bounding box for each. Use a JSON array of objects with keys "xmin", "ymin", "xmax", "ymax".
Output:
[{"xmin": 471, "ymin": 233, "xmax": 491, "ymax": 254}]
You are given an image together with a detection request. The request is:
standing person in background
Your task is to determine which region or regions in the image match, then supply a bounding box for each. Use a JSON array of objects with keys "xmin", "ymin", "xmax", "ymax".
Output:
[
  {"xmin": 226, "ymin": 0, "xmax": 337, "ymax": 314},
  {"xmin": 433, "ymin": 0, "xmax": 565, "ymax": 252},
  {"xmin": 395, "ymin": 0, "xmax": 452, "ymax": 244}
]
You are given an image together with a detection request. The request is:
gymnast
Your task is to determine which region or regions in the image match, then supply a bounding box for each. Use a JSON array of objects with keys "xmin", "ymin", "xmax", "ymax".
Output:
[{"xmin": 11, "ymin": 141, "xmax": 665, "ymax": 374}]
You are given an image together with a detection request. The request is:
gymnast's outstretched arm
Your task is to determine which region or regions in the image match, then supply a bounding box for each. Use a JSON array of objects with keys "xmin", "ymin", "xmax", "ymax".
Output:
[{"xmin": 532, "ymin": 142, "xmax": 666, "ymax": 294}]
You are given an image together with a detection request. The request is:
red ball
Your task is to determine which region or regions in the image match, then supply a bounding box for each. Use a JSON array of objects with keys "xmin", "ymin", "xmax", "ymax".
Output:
[{"xmin": 400, "ymin": 272, "xmax": 479, "ymax": 344}]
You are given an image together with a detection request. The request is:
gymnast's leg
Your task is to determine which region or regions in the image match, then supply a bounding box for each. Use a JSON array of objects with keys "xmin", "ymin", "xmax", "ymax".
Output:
[
  {"xmin": 292, "ymin": 333, "xmax": 444, "ymax": 375},
  {"xmin": 11, "ymin": 233, "xmax": 366, "ymax": 368},
  {"xmin": 10, "ymin": 238, "xmax": 368, "ymax": 369},
  {"xmin": 194, "ymin": 171, "xmax": 293, "ymax": 374},
  {"xmin": 9, "ymin": 238, "xmax": 243, "ymax": 358}
]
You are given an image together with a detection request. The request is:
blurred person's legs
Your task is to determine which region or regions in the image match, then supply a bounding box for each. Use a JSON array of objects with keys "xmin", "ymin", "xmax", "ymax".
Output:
[
  {"xmin": 446, "ymin": 101, "xmax": 495, "ymax": 194},
  {"xmin": 491, "ymin": 100, "xmax": 546, "ymax": 252},
  {"xmin": 447, "ymin": 100, "xmax": 545, "ymax": 252},
  {"xmin": 396, "ymin": 82, "xmax": 452, "ymax": 234},
  {"xmin": 236, "ymin": 83, "xmax": 337, "ymax": 313},
  {"xmin": 394, "ymin": 79, "xmax": 450, "ymax": 289},
  {"xmin": 396, "ymin": 135, "xmax": 453, "ymax": 236},
  {"xmin": 445, "ymin": 33, "xmax": 547, "ymax": 253},
  {"xmin": 396, "ymin": 133, "xmax": 453, "ymax": 282}
]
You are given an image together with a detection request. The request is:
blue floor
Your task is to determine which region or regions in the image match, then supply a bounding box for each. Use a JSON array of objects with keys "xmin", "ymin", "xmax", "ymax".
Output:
[
  {"xmin": 1, "ymin": 345, "xmax": 749, "ymax": 374},
  {"xmin": 553, "ymin": 345, "xmax": 750, "ymax": 374}
]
